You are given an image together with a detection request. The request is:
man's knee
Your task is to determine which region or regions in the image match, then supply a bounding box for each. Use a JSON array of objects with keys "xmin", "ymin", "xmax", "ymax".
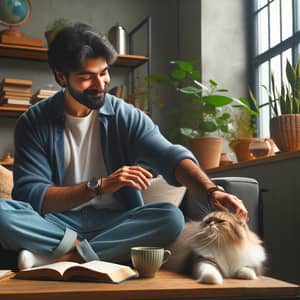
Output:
[
  {"xmin": 0, "ymin": 199, "xmax": 31, "ymax": 229},
  {"xmin": 154, "ymin": 202, "xmax": 185, "ymax": 242}
]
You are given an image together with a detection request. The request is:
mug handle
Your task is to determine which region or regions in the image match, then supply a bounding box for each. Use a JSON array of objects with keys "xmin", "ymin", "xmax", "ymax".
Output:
[{"xmin": 162, "ymin": 250, "xmax": 172, "ymax": 264}]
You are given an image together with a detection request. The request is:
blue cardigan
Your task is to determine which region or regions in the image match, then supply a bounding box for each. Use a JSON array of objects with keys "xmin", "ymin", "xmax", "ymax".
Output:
[{"xmin": 12, "ymin": 91, "xmax": 196, "ymax": 213}]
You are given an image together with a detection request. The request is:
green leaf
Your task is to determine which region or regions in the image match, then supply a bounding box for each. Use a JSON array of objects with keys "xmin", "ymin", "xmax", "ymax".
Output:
[
  {"xmin": 180, "ymin": 127, "xmax": 200, "ymax": 138},
  {"xmin": 286, "ymin": 59, "xmax": 296, "ymax": 95},
  {"xmin": 203, "ymin": 104, "xmax": 217, "ymax": 115},
  {"xmin": 177, "ymin": 86, "xmax": 201, "ymax": 94},
  {"xmin": 216, "ymin": 89, "xmax": 229, "ymax": 92},
  {"xmin": 202, "ymin": 95, "xmax": 233, "ymax": 106},
  {"xmin": 199, "ymin": 121, "xmax": 217, "ymax": 132},
  {"xmin": 171, "ymin": 70, "xmax": 186, "ymax": 80},
  {"xmin": 171, "ymin": 60, "xmax": 194, "ymax": 72},
  {"xmin": 219, "ymin": 112, "xmax": 231, "ymax": 120},
  {"xmin": 145, "ymin": 74, "xmax": 169, "ymax": 84},
  {"xmin": 191, "ymin": 70, "xmax": 201, "ymax": 80},
  {"xmin": 209, "ymin": 79, "xmax": 218, "ymax": 87},
  {"xmin": 270, "ymin": 75, "xmax": 279, "ymax": 116},
  {"xmin": 248, "ymin": 89, "xmax": 260, "ymax": 112}
]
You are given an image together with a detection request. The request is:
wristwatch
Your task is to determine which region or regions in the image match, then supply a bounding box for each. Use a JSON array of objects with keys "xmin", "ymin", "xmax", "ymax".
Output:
[
  {"xmin": 87, "ymin": 177, "xmax": 102, "ymax": 195},
  {"xmin": 207, "ymin": 185, "xmax": 225, "ymax": 198}
]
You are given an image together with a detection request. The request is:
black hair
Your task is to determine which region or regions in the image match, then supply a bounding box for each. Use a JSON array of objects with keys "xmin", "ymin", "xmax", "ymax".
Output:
[{"xmin": 48, "ymin": 22, "xmax": 117, "ymax": 86}]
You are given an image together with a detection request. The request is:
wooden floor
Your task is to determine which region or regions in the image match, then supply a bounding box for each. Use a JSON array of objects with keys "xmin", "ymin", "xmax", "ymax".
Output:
[{"xmin": 0, "ymin": 270, "xmax": 299, "ymax": 300}]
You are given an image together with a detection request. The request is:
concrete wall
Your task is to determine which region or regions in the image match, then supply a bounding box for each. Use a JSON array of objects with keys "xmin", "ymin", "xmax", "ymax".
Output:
[{"xmin": 201, "ymin": 0, "xmax": 249, "ymax": 98}]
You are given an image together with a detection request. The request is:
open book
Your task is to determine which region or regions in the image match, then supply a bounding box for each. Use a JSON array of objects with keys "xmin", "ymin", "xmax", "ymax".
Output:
[
  {"xmin": 15, "ymin": 260, "xmax": 137, "ymax": 283},
  {"xmin": 0, "ymin": 270, "xmax": 15, "ymax": 281}
]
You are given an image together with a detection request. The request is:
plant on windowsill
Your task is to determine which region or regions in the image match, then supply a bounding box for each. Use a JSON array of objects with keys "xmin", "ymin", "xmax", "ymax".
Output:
[
  {"xmin": 146, "ymin": 60, "xmax": 249, "ymax": 169},
  {"xmin": 264, "ymin": 56, "xmax": 300, "ymax": 152}
]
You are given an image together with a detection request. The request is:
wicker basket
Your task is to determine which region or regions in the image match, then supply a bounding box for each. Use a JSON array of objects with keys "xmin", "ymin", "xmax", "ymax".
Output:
[{"xmin": 270, "ymin": 114, "xmax": 300, "ymax": 152}]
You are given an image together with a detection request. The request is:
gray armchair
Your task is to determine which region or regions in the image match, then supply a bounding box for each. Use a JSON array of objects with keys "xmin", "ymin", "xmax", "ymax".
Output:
[{"xmin": 181, "ymin": 177, "xmax": 261, "ymax": 235}]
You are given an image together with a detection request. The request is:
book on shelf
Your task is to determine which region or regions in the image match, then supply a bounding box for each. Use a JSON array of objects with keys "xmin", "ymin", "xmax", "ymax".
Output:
[
  {"xmin": 1, "ymin": 93, "xmax": 31, "ymax": 101},
  {"xmin": 31, "ymin": 88, "xmax": 58, "ymax": 103},
  {"xmin": 1, "ymin": 91, "xmax": 32, "ymax": 98},
  {"xmin": 2, "ymin": 99, "xmax": 31, "ymax": 105},
  {"xmin": 0, "ymin": 103, "xmax": 31, "ymax": 109},
  {"xmin": 15, "ymin": 260, "xmax": 138, "ymax": 283},
  {"xmin": 1, "ymin": 85, "xmax": 32, "ymax": 93},
  {"xmin": 1, "ymin": 77, "xmax": 32, "ymax": 87}
]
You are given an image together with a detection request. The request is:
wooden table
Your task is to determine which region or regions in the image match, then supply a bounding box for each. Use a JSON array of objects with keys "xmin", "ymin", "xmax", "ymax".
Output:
[{"xmin": 0, "ymin": 271, "xmax": 298, "ymax": 300}]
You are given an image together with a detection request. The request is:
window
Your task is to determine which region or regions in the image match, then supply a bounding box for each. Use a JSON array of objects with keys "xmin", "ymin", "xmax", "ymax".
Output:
[{"xmin": 252, "ymin": 0, "xmax": 300, "ymax": 137}]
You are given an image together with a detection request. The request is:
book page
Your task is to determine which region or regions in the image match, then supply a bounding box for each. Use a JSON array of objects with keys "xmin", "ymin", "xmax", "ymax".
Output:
[
  {"xmin": 80, "ymin": 260, "xmax": 131, "ymax": 273},
  {"xmin": 72, "ymin": 260, "xmax": 137, "ymax": 283},
  {"xmin": 24, "ymin": 261, "xmax": 80, "ymax": 276},
  {"xmin": 0, "ymin": 270, "xmax": 14, "ymax": 280}
]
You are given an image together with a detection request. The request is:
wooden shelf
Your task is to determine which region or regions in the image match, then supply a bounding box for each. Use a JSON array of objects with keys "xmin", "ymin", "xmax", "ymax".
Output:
[
  {"xmin": 0, "ymin": 43, "xmax": 149, "ymax": 67},
  {"xmin": 0, "ymin": 105, "xmax": 29, "ymax": 118}
]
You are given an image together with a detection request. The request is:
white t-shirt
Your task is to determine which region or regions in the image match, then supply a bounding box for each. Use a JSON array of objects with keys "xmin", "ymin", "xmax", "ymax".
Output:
[{"xmin": 63, "ymin": 110, "xmax": 124, "ymax": 210}]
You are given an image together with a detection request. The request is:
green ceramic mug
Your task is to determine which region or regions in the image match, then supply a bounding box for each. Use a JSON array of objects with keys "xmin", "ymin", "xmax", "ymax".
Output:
[{"xmin": 131, "ymin": 246, "xmax": 171, "ymax": 278}]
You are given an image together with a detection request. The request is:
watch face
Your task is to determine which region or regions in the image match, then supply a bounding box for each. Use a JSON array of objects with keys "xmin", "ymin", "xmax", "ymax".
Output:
[{"xmin": 88, "ymin": 177, "xmax": 99, "ymax": 190}]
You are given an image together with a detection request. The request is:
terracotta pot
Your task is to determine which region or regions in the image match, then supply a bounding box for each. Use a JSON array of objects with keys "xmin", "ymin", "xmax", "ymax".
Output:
[
  {"xmin": 231, "ymin": 138, "xmax": 275, "ymax": 162},
  {"xmin": 270, "ymin": 114, "xmax": 300, "ymax": 152},
  {"xmin": 189, "ymin": 136, "xmax": 223, "ymax": 170}
]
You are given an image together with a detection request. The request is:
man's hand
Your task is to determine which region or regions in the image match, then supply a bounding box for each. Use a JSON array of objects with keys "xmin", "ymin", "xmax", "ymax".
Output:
[
  {"xmin": 101, "ymin": 165, "xmax": 152, "ymax": 194},
  {"xmin": 209, "ymin": 190, "xmax": 249, "ymax": 220}
]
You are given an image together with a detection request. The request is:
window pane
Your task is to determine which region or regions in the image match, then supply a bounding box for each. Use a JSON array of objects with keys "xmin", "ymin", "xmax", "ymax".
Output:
[
  {"xmin": 258, "ymin": 61, "xmax": 270, "ymax": 94},
  {"xmin": 282, "ymin": 49, "xmax": 292, "ymax": 86},
  {"xmin": 259, "ymin": 103, "xmax": 271, "ymax": 137},
  {"xmin": 258, "ymin": 62, "xmax": 270, "ymax": 138},
  {"xmin": 270, "ymin": 54, "xmax": 282, "ymax": 91},
  {"xmin": 270, "ymin": 0, "xmax": 281, "ymax": 47},
  {"xmin": 297, "ymin": 0, "xmax": 300, "ymax": 31},
  {"xmin": 257, "ymin": 8, "xmax": 269, "ymax": 54},
  {"xmin": 282, "ymin": 0, "xmax": 293, "ymax": 40},
  {"xmin": 256, "ymin": 0, "xmax": 268, "ymax": 10}
]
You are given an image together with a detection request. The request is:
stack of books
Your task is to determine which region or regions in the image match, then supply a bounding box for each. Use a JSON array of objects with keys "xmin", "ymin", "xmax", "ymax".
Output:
[
  {"xmin": 31, "ymin": 88, "xmax": 58, "ymax": 104},
  {"xmin": 0, "ymin": 77, "xmax": 32, "ymax": 108}
]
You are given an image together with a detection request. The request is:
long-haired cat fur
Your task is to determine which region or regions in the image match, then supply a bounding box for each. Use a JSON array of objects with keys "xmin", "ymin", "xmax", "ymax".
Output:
[{"xmin": 164, "ymin": 211, "xmax": 266, "ymax": 284}]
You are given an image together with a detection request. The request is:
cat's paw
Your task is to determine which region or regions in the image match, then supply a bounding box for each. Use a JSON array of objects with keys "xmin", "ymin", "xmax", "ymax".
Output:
[
  {"xmin": 235, "ymin": 267, "xmax": 257, "ymax": 280},
  {"xmin": 194, "ymin": 263, "xmax": 223, "ymax": 284}
]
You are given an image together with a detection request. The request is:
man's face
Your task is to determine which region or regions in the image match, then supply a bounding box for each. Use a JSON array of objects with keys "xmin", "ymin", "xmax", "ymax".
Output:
[{"xmin": 65, "ymin": 57, "xmax": 111, "ymax": 110}]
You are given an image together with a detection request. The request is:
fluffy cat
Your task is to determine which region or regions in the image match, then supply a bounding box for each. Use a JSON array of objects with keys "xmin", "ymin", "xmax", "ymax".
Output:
[{"xmin": 164, "ymin": 211, "xmax": 266, "ymax": 284}]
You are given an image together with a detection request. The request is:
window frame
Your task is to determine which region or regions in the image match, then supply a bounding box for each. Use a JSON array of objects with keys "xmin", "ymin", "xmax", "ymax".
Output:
[{"xmin": 250, "ymin": 0, "xmax": 300, "ymax": 137}]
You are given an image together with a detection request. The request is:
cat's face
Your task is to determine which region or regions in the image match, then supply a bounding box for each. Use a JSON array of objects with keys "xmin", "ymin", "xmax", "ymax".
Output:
[{"xmin": 197, "ymin": 211, "xmax": 249, "ymax": 245}]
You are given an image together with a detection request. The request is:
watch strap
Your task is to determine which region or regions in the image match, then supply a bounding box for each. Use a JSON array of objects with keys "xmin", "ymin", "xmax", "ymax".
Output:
[{"xmin": 207, "ymin": 185, "xmax": 225, "ymax": 198}]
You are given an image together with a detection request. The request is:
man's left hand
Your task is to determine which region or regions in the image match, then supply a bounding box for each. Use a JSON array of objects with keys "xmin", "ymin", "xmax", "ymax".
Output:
[{"xmin": 209, "ymin": 191, "xmax": 249, "ymax": 221}]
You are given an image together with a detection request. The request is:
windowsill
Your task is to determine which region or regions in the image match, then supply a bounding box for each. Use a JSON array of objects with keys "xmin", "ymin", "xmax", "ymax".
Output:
[{"xmin": 206, "ymin": 150, "xmax": 300, "ymax": 174}]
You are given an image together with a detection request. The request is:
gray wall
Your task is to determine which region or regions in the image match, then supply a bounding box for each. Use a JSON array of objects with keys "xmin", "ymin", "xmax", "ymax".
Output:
[
  {"xmin": 201, "ymin": 0, "xmax": 249, "ymax": 98},
  {"xmin": 0, "ymin": 0, "xmax": 248, "ymax": 156}
]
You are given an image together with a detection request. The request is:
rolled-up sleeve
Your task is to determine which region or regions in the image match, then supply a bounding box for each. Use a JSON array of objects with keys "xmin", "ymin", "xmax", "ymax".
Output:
[
  {"xmin": 12, "ymin": 112, "xmax": 53, "ymax": 213},
  {"xmin": 129, "ymin": 109, "xmax": 197, "ymax": 185}
]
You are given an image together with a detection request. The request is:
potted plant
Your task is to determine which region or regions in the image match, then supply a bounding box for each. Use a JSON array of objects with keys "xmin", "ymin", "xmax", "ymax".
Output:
[
  {"xmin": 227, "ymin": 91, "xmax": 264, "ymax": 162},
  {"xmin": 45, "ymin": 18, "xmax": 72, "ymax": 46},
  {"xmin": 147, "ymin": 60, "xmax": 248, "ymax": 169},
  {"xmin": 265, "ymin": 56, "xmax": 300, "ymax": 152}
]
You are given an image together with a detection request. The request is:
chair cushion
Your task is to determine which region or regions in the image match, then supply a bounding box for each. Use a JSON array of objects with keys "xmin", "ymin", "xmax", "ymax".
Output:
[
  {"xmin": 141, "ymin": 175, "xmax": 186, "ymax": 207},
  {"xmin": 0, "ymin": 165, "xmax": 13, "ymax": 199}
]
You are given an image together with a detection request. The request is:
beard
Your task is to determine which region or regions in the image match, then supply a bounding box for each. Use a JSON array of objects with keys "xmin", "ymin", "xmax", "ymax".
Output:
[{"xmin": 66, "ymin": 79, "xmax": 108, "ymax": 110}]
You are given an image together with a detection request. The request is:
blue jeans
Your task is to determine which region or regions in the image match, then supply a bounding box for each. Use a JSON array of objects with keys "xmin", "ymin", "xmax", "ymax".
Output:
[{"xmin": 0, "ymin": 200, "xmax": 184, "ymax": 263}]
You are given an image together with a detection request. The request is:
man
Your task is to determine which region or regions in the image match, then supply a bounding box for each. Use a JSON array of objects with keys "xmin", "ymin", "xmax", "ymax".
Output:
[{"xmin": 0, "ymin": 23, "xmax": 247, "ymax": 270}]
